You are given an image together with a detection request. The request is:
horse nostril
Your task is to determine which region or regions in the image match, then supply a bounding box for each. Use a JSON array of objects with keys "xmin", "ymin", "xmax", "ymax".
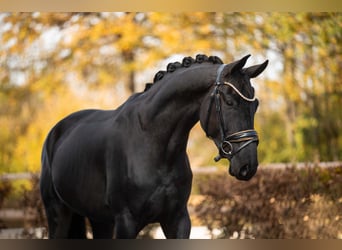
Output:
[{"xmin": 239, "ymin": 164, "xmax": 249, "ymax": 177}]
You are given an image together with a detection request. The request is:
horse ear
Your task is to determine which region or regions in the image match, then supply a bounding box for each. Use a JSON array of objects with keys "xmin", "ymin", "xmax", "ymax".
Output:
[
  {"xmin": 243, "ymin": 60, "xmax": 269, "ymax": 78},
  {"xmin": 230, "ymin": 54, "xmax": 251, "ymax": 72},
  {"xmin": 222, "ymin": 54, "xmax": 251, "ymax": 77}
]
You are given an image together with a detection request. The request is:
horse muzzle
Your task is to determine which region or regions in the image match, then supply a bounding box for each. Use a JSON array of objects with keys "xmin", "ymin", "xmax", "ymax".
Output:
[
  {"xmin": 229, "ymin": 161, "xmax": 258, "ymax": 181},
  {"xmin": 213, "ymin": 129, "xmax": 259, "ymax": 181}
]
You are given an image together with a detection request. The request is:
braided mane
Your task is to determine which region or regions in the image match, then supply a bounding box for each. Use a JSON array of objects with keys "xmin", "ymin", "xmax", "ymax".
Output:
[{"xmin": 144, "ymin": 54, "xmax": 223, "ymax": 91}]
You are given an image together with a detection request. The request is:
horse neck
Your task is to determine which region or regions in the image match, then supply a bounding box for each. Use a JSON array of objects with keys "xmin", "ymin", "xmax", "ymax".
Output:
[{"xmin": 138, "ymin": 64, "xmax": 217, "ymax": 147}]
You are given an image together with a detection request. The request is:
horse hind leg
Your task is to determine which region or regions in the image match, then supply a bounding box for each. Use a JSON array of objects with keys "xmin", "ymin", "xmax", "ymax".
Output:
[
  {"xmin": 42, "ymin": 194, "xmax": 87, "ymax": 238},
  {"xmin": 67, "ymin": 213, "xmax": 87, "ymax": 238},
  {"xmin": 40, "ymin": 167, "xmax": 86, "ymax": 238},
  {"xmin": 55, "ymin": 208, "xmax": 87, "ymax": 239}
]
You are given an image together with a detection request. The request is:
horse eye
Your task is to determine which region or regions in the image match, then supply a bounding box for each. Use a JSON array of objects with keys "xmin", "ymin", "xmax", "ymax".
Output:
[
  {"xmin": 223, "ymin": 96, "xmax": 235, "ymax": 106},
  {"xmin": 226, "ymin": 100, "xmax": 234, "ymax": 106},
  {"xmin": 220, "ymin": 91, "xmax": 235, "ymax": 106}
]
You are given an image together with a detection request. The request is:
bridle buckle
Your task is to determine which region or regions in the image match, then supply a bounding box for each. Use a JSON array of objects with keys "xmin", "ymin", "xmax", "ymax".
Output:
[{"xmin": 221, "ymin": 140, "xmax": 233, "ymax": 156}]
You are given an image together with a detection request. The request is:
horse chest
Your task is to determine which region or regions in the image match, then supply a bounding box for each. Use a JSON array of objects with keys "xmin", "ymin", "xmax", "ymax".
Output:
[
  {"xmin": 137, "ymin": 178, "xmax": 188, "ymax": 221},
  {"xmin": 123, "ymin": 169, "xmax": 192, "ymax": 221}
]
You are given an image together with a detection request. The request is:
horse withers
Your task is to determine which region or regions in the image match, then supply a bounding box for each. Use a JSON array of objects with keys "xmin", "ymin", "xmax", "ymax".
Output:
[{"xmin": 40, "ymin": 54, "xmax": 268, "ymax": 238}]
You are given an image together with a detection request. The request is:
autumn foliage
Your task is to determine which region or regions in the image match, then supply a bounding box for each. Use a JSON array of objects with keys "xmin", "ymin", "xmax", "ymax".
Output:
[{"xmin": 1, "ymin": 13, "xmax": 341, "ymax": 175}]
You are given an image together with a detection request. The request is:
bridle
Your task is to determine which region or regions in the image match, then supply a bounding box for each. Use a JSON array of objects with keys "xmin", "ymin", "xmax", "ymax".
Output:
[{"xmin": 204, "ymin": 64, "xmax": 259, "ymax": 162}]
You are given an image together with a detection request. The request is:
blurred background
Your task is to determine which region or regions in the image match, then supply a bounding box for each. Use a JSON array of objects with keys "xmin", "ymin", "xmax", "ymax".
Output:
[{"xmin": 0, "ymin": 12, "xmax": 341, "ymax": 239}]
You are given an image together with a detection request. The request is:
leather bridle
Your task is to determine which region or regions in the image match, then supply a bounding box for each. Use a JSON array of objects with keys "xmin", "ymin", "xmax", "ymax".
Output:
[{"xmin": 203, "ymin": 64, "xmax": 259, "ymax": 162}]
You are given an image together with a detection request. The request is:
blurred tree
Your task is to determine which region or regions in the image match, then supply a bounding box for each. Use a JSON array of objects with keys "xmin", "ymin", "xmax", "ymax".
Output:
[
  {"xmin": 0, "ymin": 12, "xmax": 341, "ymax": 174},
  {"xmin": 0, "ymin": 12, "xmax": 223, "ymax": 173},
  {"xmin": 261, "ymin": 13, "xmax": 342, "ymax": 162},
  {"xmin": 216, "ymin": 12, "xmax": 342, "ymax": 162}
]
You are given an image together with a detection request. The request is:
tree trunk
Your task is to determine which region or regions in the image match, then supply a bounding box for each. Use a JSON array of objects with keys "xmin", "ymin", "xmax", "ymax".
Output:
[{"xmin": 122, "ymin": 50, "xmax": 136, "ymax": 93}]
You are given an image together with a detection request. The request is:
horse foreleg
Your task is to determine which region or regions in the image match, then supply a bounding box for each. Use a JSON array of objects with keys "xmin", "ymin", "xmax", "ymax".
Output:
[
  {"xmin": 90, "ymin": 219, "xmax": 115, "ymax": 239},
  {"xmin": 160, "ymin": 209, "xmax": 191, "ymax": 239},
  {"xmin": 114, "ymin": 210, "xmax": 140, "ymax": 239}
]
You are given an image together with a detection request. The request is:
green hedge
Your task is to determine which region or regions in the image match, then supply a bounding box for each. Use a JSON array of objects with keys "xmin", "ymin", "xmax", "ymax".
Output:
[{"xmin": 194, "ymin": 165, "xmax": 342, "ymax": 239}]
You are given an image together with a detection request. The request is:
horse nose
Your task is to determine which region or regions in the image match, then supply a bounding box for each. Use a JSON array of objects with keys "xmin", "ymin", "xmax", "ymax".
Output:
[{"xmin": 239, "ymin": 164, "xmax": 250, "ymax": 178}]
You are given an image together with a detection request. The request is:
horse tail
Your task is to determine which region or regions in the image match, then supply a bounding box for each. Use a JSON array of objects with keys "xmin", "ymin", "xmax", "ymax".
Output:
[
  {"xmin": 41, "ymin": 125, "xmax": 59, "ymax": 173},
  {"xmin": 41, "ymin": 136, "xmax": 50, "ymax": 173},
  {"xmin": 40, "ymin": 124, "xmax": 89, "ymax": 239},
  {"xmin": 40, "ymin": 124, "xmax": 61, "ymax": 199},
  {"xmin": 40, "ymin": 117, "xmax": 69, "ymax": 201}
]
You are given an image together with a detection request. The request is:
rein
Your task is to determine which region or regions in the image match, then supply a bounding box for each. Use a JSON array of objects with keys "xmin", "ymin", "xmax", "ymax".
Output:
[{"xmin": 204, "ymin": 64, "xmax": 259, "ymax": 162}]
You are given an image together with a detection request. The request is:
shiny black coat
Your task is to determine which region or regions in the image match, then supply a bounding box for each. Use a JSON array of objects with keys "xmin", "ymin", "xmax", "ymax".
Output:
[{"xmin": 40, "ymin": 55, "xmax": 267, "ymax": 238}]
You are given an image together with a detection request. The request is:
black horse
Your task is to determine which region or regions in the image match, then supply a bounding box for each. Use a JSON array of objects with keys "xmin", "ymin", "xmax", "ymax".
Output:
[{"xmin": 40, "ymin": 54, "xmax": 268, "ymax": 239}]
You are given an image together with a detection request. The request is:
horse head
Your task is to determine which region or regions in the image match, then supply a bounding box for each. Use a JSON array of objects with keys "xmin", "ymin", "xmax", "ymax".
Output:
[{"xmin": 200, "ymin": 55, "xmax": 268, "ymax": 181}]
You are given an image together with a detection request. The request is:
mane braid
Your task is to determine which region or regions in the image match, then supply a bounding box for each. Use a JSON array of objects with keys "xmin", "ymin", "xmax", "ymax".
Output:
[{"xmin": 144, "ymin": 54, "xmax": 223, "ymax": 91}]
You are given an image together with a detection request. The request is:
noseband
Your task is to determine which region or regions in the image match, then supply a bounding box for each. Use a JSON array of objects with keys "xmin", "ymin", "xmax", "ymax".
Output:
[{"xmin": 204, "ymin": 64, "xmax": 259, "ymax": 162}]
